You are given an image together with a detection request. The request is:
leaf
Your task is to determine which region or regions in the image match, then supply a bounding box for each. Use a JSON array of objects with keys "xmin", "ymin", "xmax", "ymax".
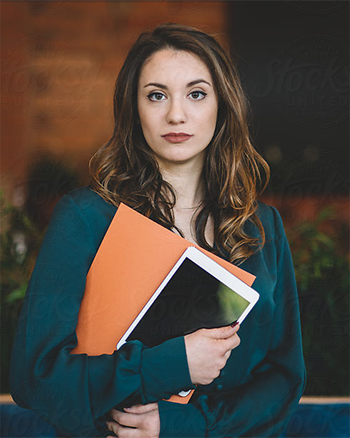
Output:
[{"xmin": 5, "ymin": 284, "xmax": 28, "ymax": 304}]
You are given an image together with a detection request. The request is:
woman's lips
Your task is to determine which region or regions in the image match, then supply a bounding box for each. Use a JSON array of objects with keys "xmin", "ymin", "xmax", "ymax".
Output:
[{"xmin": 161, "ymin": 133, "xmax": 193, "ymax": 143}]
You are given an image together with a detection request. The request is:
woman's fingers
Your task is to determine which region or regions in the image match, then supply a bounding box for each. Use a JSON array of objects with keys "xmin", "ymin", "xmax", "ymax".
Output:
[
  {"xmin": 108, "ymin": 404, "xmax": 160, "ymax": 437},
  {"xmin": 107, "ymin": 420, "xmax": 139, "ymax": 438},
  {"xmin": 110, "ymin": 410, "xmax": 140, "ymax": 428},
  {"xmin": 185, "ymin": 325, "xmax": 241, "ymax": 386},
  {"xmin": 123, "ymin": 403, "xmax": 158, "ymax": 414},
  {"xmin": 110, "ymin": 404, "xmax": 158, "ymax": 426},
  {"xmin": 205, "ymin": 324, "xmax": 240, "ymax": 339},
  {"xmin": 225, "ymin": 333, "xmax": 241, "ymax": 350}
]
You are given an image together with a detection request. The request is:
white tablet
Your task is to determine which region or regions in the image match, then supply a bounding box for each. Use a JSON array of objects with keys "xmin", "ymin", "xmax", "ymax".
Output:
[{"xmin": 117, "ymin": 246, "xmax": 259, "ymax": 350}]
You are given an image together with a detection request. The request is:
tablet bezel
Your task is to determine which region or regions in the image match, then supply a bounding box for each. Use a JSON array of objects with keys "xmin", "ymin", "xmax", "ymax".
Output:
[{"xmin": 117, "ymin": 246, "xmax": 259, "ymax": 350}]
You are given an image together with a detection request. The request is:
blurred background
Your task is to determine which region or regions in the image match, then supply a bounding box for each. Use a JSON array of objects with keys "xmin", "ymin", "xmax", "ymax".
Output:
[{"xmin": 1, "ymin": 0, "xmax": 349, "ymax": 408}]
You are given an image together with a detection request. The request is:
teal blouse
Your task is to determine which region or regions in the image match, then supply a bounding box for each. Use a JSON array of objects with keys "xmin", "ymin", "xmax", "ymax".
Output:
[{"xmin": 10, "ymin": 186, "xmax": 306, "ymax": 437}]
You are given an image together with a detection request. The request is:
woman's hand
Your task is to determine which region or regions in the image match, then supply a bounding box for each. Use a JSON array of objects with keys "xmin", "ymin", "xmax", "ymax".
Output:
[
  {"xmin": 185, "ymin": 323, "xmax": 240, "ymax": 385},
  {"xmin": 107, "ymin": 403, "xmax": 160, "ymax": 438}
]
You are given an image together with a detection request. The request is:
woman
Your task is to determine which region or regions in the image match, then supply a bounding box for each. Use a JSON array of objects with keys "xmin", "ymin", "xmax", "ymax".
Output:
[{"xmin": 10, "ymin": 24, "xmax": 306, "ymax": 437}]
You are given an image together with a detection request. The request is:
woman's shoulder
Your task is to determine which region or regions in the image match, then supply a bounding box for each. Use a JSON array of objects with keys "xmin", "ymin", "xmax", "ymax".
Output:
[
  {"xmin": 64, "ymin": 185, "xmax": 114, "ymax": 209},
  {"xmin": 46, "ymin": 186, "xmax": 117, "ymax": 246},
  {"xmin": 56, "ymin": 186, "xmax": 117, "ymax": 220},
  {"xmin": 255, "ymin": 200, "xmax": 286, "ymax": 241}
]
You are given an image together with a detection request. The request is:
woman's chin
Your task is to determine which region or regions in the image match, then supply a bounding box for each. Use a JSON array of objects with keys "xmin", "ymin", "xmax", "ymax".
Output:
[{"xmin": 155, "ymin": 152, "xmax": 206, "ymax": 169}]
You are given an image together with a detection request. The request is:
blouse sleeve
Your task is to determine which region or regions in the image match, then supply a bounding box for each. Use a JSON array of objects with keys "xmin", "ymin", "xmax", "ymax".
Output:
[
  {"xmin": 157, "ymin": 206, "xmax": 306, "ymax": 437},
  {"xmin": 10, "ymin": 193, "xmax": 194, "ymax": 437}
]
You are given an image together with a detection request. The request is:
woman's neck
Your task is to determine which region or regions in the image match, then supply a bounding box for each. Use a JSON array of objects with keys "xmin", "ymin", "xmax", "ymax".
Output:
[
  {"xmin": 158, "ymin": 160, "xmax": 213, "ymax": 245},
  {"xmin": 159, "ymin": 161, "xmax": 205, "ymax": 210}
]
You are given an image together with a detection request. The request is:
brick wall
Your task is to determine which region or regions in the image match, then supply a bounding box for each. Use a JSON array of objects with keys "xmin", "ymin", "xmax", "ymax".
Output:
[{"xmin": 1, "ymin": 1, "xmax": 229, "ymax": 203}]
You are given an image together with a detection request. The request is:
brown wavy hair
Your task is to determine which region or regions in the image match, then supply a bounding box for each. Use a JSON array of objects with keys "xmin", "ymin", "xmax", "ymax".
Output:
[{"xmin": 89, "ymin": 23, "xmax": 270, "ymax": 264}]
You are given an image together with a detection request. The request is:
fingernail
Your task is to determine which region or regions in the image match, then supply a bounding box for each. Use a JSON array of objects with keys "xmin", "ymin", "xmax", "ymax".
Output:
[{"xmin": 231, "ymin": 322, "xmax": 238, "ymax": 328}]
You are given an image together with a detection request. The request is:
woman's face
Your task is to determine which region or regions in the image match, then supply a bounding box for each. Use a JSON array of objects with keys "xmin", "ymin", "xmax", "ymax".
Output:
[{"xmin": 137, "ymin": 49, "xmax": 218, "ymax": 170}]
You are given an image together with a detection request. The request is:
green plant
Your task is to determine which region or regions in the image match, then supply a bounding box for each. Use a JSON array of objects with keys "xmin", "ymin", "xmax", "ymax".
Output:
[
  {"xmin": 285, "ymin": 207, "xmax": 349, "ymax": 396},
  {"xmin": 0, "ymin": 191, "xmax": 44, "ymax": 393}
]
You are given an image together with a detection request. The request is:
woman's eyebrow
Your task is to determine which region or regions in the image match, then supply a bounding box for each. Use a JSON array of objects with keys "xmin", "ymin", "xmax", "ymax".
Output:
[
  {"xmin": 143, "ymin": 79, "xmax": 212, "ymax": 89},
  {"xmin": 187, "ymin": 79, "xmax": 212, "ymax": 87}
]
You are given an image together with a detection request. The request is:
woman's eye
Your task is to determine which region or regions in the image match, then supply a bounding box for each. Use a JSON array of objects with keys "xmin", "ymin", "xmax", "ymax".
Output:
[
  {"xmin": 189, "ymin": 91, "xmax": 207, "ymax": 100},
  {"xmin": 147, "ymin": 92, "xmax": 166, "ymax": 102}
]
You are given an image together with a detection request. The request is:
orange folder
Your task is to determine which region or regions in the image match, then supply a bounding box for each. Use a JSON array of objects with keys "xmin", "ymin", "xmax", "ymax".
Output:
[{"xmin": 71, "ymin": 203, "xmax": 255, "ymax": 404}]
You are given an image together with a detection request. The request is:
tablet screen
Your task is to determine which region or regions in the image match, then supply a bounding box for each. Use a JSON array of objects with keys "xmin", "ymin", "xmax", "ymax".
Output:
[{"xmin": 126, "ymin": 257, "xmax": 250, "ymax": 348}]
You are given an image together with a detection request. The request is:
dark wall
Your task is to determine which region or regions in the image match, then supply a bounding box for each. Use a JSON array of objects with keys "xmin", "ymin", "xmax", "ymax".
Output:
[{"xmin": 229, "ymin": 1, "xmax": 349, "ymax": 196}]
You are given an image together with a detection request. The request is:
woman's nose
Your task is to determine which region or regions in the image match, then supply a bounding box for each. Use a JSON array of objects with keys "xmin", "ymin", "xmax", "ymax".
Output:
[{"xmin": 166, "ymin": 99, "xmax": 187, "ymax": 124}]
